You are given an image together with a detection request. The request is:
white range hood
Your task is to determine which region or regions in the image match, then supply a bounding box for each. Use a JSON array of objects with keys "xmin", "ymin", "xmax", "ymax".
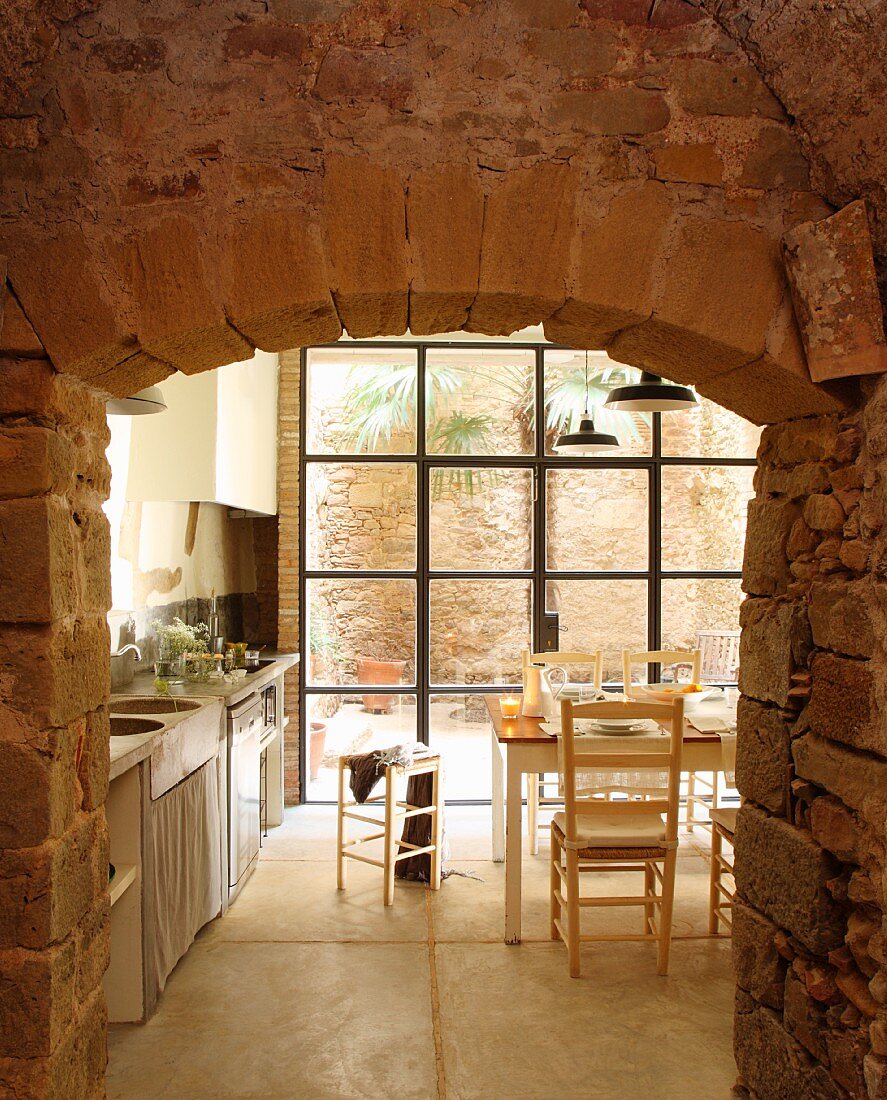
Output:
[{"xmin": 126, "ymin": 350, "xmax": 279, "ymax": 516}]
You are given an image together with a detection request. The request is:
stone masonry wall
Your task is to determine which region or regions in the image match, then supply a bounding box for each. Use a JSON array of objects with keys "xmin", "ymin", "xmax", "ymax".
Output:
[
  {"xmin": 0, "ymin": 345, "xmax": 111, "ymax": 1098},
  {"xmin": 0, "ymin": 0, "xmax": 856, "ymax": 432},
  {"xmin": 735, "ymin": 386, "xmax": 887, "ymax": 1099}
]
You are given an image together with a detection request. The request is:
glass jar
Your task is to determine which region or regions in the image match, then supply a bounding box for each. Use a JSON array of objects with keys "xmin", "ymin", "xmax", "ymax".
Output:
[{"xmin": 154, "ymin": 653, "xmax": 185, "ymax": 684}]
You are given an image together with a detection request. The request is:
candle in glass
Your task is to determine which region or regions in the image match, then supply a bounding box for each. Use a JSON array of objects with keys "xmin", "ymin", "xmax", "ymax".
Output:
[{"xmin": 499, "ymin": 694, "xmax": 521, "ymax": 719}]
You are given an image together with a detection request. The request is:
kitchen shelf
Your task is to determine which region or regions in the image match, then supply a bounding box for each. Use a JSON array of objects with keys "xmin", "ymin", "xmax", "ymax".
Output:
[{"xmin": 109, "ymin": 863, "xmax": 138, "ymax": 908}]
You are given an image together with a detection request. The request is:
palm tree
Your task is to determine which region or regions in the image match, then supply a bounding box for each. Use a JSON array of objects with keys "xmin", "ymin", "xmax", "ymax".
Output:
[{"xmin": 341, "ymin": 354, "xmax": 646, "ymax": 495}]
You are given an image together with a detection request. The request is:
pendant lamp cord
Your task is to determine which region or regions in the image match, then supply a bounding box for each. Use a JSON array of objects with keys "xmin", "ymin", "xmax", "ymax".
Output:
[{"xmin": 584, "ymin": 350, "xmax": 589, "ymax": 416}]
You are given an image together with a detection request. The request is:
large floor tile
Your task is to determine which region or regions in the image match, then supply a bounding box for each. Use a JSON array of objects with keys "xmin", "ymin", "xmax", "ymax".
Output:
[
  {"xmin": 108, "ymin": 807, "xmax": 737, "ymax": 1099},
  {"xmin": 435, "ymin": 940, "xmax": 735, "ymax": 1100},
  {"xmin": 108, "ymin": 942, "xmax": 437, "ymax": 1100},
  {"xmin": 202, "ymin": 858, "xmax": 429, "ymax": 943},
  {"xmin": 431, "ymin": 851, "xmax": 715, "ymax": 943},
  {"xmin": 259, "ymin": 804, "xmax": 340, "ymax": 861}
]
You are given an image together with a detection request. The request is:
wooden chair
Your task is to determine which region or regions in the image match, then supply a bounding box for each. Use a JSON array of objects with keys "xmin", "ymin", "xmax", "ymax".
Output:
[
  {"xmin": 708, "ymin": 807, "xmax": 737, "ymax": 934},
  {"xmin": 621, "ymin": 648, "xmax": 701, "ymax": 694},
  {"xmin": 336, "ymin": 753, "xmax": 443, "ymax": 906},
  {"xmin": 697, "ymin": 630, "xmax": 740, "ymax": 684},
  {"xmin": 524, "ymin": 650, "xmax": 604, "ymax": 855},
  {"xmin": 550, "ymin": 696, "xmax": 684, "ymax": 977},
  {"xmin": 622, "ymin": 648, "xmax": 717, "ymax": 832}
]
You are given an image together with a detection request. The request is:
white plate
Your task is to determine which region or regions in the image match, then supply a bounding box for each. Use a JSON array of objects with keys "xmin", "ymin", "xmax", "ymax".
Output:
[
  {"xmin": 587, "ymin": 719, "xmax": 651, "ymax": 733},
  {"xmin": 636, "ymin": 684, "xmax": 721, "ymax": 710}
]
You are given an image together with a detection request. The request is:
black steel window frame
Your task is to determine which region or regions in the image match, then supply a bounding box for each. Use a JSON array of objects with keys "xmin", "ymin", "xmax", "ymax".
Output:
[{"xmin": 298, "ymin": 341, "xmax": 755, "ymax": 802}]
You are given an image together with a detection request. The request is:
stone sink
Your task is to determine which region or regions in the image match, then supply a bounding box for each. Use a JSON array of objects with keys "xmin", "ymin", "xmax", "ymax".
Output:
[
  {"xmin": 111, "ymin": 697, "xmax": 201, "ymax": 715},
  {"xmin": 110, "ymin": 716, "xmax": 165, "ymax": 737}
]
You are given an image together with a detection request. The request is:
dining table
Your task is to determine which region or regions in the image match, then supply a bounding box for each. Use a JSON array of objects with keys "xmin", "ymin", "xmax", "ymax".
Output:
[{"xmin": 485, "ymin": 692, "xmax": 738, "ymax": 944}]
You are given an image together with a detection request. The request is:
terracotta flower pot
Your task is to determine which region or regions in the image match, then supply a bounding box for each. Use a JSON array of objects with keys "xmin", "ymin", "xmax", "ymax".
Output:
[
  {"xmin": 356, "ymin": 657, "xmax": 406, "ymax": 714},
  {"xmin": 309, "ymin": 721, "xmax": 327, "ymax": 781}
]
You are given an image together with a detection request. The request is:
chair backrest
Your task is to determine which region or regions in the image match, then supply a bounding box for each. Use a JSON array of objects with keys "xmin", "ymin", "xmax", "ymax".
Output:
[
  {"xmin": 696, "ymin": 631, "xmax": 740, "ymax": 683},
  {"xmin": 622, "ymin": 649, "xmax": 701, "ymax": 694},
  {"xmin": 559, "ymin": 697, "xmax": 685, "ymax": 847},
  {"xmin": 525, "ymin": 649, "xmax": 603, "ymax": 691}
]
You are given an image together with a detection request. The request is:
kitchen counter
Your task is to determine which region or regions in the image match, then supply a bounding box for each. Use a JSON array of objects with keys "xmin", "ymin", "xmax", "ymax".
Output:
[
  {"xmin": 123, "ymin": 652, "xmax": 300, "ymax": 708},
  {"xmin": 108, "ymin": 653, "xmax": 298, "ymax": 781}
]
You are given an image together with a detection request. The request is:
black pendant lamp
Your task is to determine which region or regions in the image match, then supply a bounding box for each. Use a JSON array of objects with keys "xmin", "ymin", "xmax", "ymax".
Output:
[
  {"xmin": 604, "ymin": 370, "xmax": 698, "ymax": 413},
  {"xmin": 554, "ymin": 351, "xmax": 619, "ymax": 455}
]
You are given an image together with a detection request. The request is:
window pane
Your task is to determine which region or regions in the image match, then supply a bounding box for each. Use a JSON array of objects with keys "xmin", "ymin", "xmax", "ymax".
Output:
[
  {"xmin": 546, "ymin": 468, "xmax": 648, "ymax": 571},
  {"xmin": 661, "ymin": 394, "xmax": 761, "ymax": 459},
  {"xmin": 661, "ymin": 578, "xmax": 743, "ymax": 682},
  {"xmin": 307, "ymin": 579, "xmax": 416, "ymax": 686},
  {"xmin": 306, "ymin": 463, "xmax": 416, "ymax": 571},
  {"xmin": 430, "ymin": 579, "xmax": 531, "ymax": 684},
  {"xmin": 661, "ymin": 466, "xmax": 754, "ymax": 571},
  {"xmin": 306, "ymin": 347, "xmax": 417, "ymax": 455},
  {"xmin": 545, "ymin": 579, "xmax": 647, "ymax": 685},
  {"xmin": 425, "ymin": 348, "xmax": 535, "ymax": 456},
  {"xmin": 544, "ymin": 350, "xmax": 652, "ymax": 457},
  {"xmin": 430, "ymin": 467, "xmax": 533, "ymax": 571},
  {"xmin": 305, "ymin": 693, "xmax": 417, "ymax": 800},
  {"xmin": 429, "ymin": 694, "xmax": 494, "ymax": 800}
]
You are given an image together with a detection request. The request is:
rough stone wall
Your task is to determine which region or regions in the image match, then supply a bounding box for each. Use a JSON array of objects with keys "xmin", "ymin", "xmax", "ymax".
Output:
[
  {"xmin": 0, "ymin": 0, "xmax": 854, "ymax": 429},
  {"xmin": 704, "ymin": 0, "xmax": 887, "ymax": 277},
  {"xmin": 735, "ymin": 387, "xmax": 887, "ymax": 1099},
  {"xmin": 0, "ymin": 345, "xmax": 111, "ymax": 1098},
  {"xmin": 277, "ymin": 351, "xmax": 301, "ymax": 803}
]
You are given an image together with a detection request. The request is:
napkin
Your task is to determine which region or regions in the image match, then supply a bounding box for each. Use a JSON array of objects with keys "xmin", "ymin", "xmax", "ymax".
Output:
[{"xmin": 687, "ymin": 715, "xmax": 729, "ymax": 734}]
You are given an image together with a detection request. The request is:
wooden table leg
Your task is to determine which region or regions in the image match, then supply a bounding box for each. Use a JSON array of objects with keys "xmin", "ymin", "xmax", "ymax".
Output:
[
  {"xmin": 505, "ymin": 751, "xmax": 523, "ymax": 944},
  {"xmin": 491, "ymin": 725, "xmax": 505, "ymax": 863}
]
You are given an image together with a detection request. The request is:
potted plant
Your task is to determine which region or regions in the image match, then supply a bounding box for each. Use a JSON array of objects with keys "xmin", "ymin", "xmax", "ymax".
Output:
[
  {"xmin": 342, "ymin": 356, "xmax": 646, "ymax": 492},
  {"xmin": 356, "ymin": 648, "xmax": 407, "ymax": 714},
  {"xmin": 309, "ymin": 720, "xmax": 327, "ymax": 781}
]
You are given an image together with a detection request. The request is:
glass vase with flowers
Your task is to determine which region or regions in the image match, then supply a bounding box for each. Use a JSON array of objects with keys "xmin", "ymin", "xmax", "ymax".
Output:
[{"xmin": 152, "ymin": 618, "xmax": 211, "ymax": 686}]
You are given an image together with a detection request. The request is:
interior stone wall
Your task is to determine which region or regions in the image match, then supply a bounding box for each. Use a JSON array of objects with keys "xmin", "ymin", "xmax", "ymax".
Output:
[
  {"xmin": 0, "ymin": 4, "xmax": 881, "ymax": 1095},
  {"xmin": 0, "ymin": 355, "xmax": 110, "ymax": 1099},
  {"xmin": 735, "ymin": 385, "xmax": 887, "ymax": 1099},
  {"xmin": 0, "ymin": 0, "xmax": 857, "ymax": 433}
]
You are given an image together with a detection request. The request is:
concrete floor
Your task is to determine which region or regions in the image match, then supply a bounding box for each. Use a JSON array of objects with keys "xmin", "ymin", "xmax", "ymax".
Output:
[{"xmin": 107, "ymin": 807, "xmax": 737, "ymax": 1099}]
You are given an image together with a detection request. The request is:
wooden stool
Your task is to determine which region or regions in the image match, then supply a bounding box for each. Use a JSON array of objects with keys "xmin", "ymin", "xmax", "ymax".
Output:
[
  {"xmin": 708, "ymin": 807, "xmax": 737, "ymax": 934},
  {"xmin": 336, "ymin": 753, "xmax": 443, "ymax": 906}
]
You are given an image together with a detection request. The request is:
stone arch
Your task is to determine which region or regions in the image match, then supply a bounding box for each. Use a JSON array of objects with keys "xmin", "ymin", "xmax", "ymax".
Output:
[
  {"xmin": 1, "ymin": 4, "xmax": 880, "ymax": 1097},
  {"xmin": 0, "ymin": 0, "xmax": 857, "ymax": 427},
  {"xmin": 3, "ymin": 157, "xmax": 849, "ymax": 425}
]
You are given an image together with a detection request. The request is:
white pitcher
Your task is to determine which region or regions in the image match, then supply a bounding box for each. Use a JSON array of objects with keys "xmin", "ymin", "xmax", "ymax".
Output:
[{"xmin": 522, "ymin": 653, "xmax": 568, "ymax": 719}]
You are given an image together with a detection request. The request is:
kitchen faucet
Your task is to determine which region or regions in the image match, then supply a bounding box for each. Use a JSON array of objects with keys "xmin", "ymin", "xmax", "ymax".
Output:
[{"xmin": 113, "ymin": 643, "xmax": 142, "ymax": 661}]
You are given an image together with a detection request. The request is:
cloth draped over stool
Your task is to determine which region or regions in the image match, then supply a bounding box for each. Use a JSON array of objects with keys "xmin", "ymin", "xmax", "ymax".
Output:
[{"xmin": 345, "ymin": 742, "xmax": 445, "ymax": 883}]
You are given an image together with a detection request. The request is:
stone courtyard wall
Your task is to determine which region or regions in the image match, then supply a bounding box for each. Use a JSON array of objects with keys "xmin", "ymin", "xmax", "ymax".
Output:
[
  {"xmin": 733, "ymin": 386, "xmax": 887, "ymax": 1098},
  {"xmin": 305, "ymin": 361, "xmax": 758, "ymax": 685}
]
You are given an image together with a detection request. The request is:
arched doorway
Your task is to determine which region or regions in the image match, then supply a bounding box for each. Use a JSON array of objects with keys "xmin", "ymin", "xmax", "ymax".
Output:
[{"xmin": 1, "ymin": 3, "xmax": 880, "ymax": 1096}]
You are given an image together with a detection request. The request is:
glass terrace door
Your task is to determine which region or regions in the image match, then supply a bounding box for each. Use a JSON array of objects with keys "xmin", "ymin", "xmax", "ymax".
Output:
[{"xmin": 300, "ymin": 342, "xmax": 758, "ymax": 802}]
